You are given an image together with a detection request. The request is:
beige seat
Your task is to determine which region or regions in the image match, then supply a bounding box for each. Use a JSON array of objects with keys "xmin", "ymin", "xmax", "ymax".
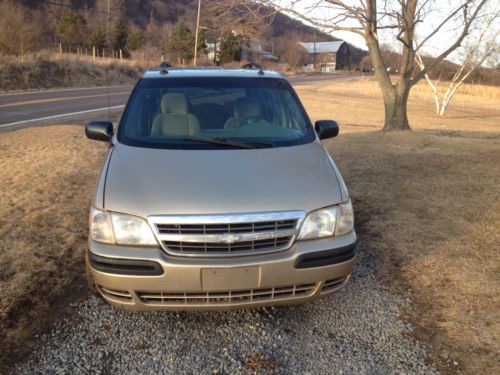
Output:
[
  {"xmin": 151, "ymin": 93, "xmax": 200, "ymax": 136},
  {"xmin": 224, "ymin": 98, "xmax": 261, "ymax": 129}
]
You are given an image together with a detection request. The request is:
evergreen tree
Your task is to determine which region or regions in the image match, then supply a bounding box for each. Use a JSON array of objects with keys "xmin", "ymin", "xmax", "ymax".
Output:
[
  {"xmin": 56, "ymin": 11, "xmax": 88, "ymax": 50},
  {"xmin": 91, "ymin": 27, "xmax": 106, "ymax": 54},
  {"xmin": 167, "ymin": 21, "xmax": 195, "ymax": 64},
  {"xmin": 126, "ymin": 25, "xmax": 145, "ymax": 51},
  {"xmin": 145, "ymin": 18, "xmax": 161, "ymax": 49},
  {"xmin": 218, "ymin": 30, "xmax": 242, "ymax": 64},
  {"xmin": 112, "ymin": 16, "xmax": 128, "ymax": 56}
]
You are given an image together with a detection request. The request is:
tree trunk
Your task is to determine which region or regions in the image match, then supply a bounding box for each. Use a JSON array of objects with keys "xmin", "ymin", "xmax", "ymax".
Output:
[
  {"xmin": 365, "ymin": 33, "xmax": 412, "ymax": 131},
  {"xmin": 382, "ymin": 89, "xmax": 411, "ymax": 131}
]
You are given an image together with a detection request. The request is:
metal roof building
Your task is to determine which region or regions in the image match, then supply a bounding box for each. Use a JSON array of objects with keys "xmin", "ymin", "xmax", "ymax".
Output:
[{"xmin": 299, "ymin": 41, "xmax": 346, "ymax": 54}]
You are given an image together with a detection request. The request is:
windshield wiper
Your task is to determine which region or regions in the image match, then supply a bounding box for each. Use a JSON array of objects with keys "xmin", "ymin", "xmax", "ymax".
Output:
[
  {"xmin": 235, "ymin": 138, "xmax": 276, "ymax": 148},
  {"xmin": 183, "ymin": 135, "xmax": 255, "ymax": 149}
]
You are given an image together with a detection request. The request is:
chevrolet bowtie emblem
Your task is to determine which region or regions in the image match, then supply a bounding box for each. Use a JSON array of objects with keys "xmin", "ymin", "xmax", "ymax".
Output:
[{"xmin": 218, "ymin": 233, "xmax": 240, "ymax": 244}]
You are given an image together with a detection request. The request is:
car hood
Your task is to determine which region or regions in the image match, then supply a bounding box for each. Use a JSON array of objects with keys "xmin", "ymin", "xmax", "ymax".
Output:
[{"xmin": 104, "ymin": 142, "xmax": 342, "ymax": 218}]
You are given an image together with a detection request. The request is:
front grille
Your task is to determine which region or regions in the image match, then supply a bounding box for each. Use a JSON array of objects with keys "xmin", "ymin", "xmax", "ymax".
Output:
[
  {"xmin": 163, "ymin": 236, "xmax": 292, "ymax": 254},
  {"xmin": 156, "ymin": 220, "xmax": 297, "ymax": 235},
  {"xmin": 137, "ymin": 283, "xmax": 317, "ymax": 305},
  {"xmin": 148, "ymin": 211, "xmax": 303, "ymax": 257}
]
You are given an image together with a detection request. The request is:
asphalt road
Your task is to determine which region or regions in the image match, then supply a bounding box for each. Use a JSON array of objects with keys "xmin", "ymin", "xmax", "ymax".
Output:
[
  {"xmin": 0, "ymin": 73, "xmax": 359, "ymax": 130},
  {"xmin": 0, "ymin": 85, "xmax": 133, "ymax": 129}
]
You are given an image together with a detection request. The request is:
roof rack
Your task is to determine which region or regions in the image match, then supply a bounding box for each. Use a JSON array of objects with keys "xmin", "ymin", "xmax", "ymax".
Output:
[
  {"xmin": 159, "ymin": 61, "xmax": 172, "ymax": 68},
  {"xmin": 158, "ymin": 61, "xmax": 172, "ymax": 75},
  {"xmin": 241, "ymin": 62, "xmax": 264, "ymax": 75}
]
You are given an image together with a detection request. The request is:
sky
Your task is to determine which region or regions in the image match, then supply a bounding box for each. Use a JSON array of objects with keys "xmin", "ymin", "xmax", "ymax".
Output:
[{"xmin": 275, "ymin": 0, "xmax": 499, "ymax": 61}]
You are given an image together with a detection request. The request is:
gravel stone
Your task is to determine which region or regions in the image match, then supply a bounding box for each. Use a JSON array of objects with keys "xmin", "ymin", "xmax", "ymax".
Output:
[{"xmin": 15, "ymin": 251, "xmax": 438, "ymax": 374}]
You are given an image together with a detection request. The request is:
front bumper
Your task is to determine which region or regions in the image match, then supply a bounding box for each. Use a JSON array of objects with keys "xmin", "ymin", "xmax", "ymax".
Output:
[{"xmin": 89, "ymin": 231, "xmax": 356, "ymax": 311}]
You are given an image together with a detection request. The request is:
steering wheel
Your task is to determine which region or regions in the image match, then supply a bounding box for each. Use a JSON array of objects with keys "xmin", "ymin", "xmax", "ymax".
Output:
[{"xmin": 236, "ymin": 116, "xmax": 261, "ymax": 128}]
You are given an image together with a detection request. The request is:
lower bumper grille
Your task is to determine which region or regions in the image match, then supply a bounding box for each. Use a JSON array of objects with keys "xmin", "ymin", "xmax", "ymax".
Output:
[
  {"xmin": 137, "ymin": 283, "xmax": 318, "ymax": 305},
  {"xmin": 98, "ymin": 285, "xmax": 133, "ymax": 302},
  {"xmin": 321, "ymin": 277, "xmax": 348, "ymax": 293}
]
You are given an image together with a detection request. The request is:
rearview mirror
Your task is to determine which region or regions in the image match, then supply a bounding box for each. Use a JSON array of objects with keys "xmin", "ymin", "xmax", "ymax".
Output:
[
  {"xmin": 85, "ymin": 120, "xmax": 113, "ymax": 142},
  {"xmin": 315, "ymin": 120, "xmax": 339, "ymax": 140}
]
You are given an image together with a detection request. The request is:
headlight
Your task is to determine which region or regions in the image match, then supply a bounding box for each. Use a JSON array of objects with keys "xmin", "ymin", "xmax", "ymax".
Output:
[
  {"xmin": 89, "ymin": 207, "xmax": 157, "ymax": 246},
  {"xmin": 298, "ymin": 200, "xmax": 354, "ymax": 240},
  {"xmin": 89, "ymin": 207, "xmax": 114, "ymax": 244},
  {"xmin": 111, "ymin": 213, "xmax": 157, "ymax": 245},
  {"xmin": 335, "ymin": 200, "xmax": 354, "ymax": 236},
  {"xmin": 298, "ymin": 207, "xmax": 337, "ymax": 239}
]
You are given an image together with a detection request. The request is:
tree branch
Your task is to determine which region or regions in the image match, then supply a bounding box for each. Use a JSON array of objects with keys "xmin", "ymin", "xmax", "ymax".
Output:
[{"xmin": 412, "ymin": 0, "xmax": 489, "ymax": 85}]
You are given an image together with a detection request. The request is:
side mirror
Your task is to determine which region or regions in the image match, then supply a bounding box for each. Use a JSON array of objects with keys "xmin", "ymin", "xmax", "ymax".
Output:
[
  {"xmin": 85, "ymin": 120, "xmax": 113, "ymax": 142},
  {"xmin": 315, "ymin": 120, "xmax": 339, "ymax": 140}
]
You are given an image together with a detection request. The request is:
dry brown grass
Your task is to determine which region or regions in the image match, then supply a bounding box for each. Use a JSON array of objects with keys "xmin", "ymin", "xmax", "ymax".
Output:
[
  {"xmin": 0, "ymin": 53, "xmax": 142, "ymax": 92},
  {"xmin": 326, "ymin": 132, "xmax": 500, "ymax": 374},
  {"xmin": 0, "ymin": 126, "xmax": 107, "ymax": 367},
  {"xmin": 0, "ymin": 77, "xmax": 498, "ymax": 373}
]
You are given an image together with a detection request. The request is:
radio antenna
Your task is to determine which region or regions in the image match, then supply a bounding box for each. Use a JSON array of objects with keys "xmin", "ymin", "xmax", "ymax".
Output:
[{"xmin": 105, "ymin": 64, "xmax": 111, "ymax": 121}]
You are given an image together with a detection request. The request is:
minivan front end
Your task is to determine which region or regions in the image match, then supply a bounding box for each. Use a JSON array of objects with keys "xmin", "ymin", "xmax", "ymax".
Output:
[
  {"xmin": 85, "ymin": 69, "xmax": 356, "ymax": 310},
  {"xmin": 88, "ymin": 208, "xmax": 355, "ymax": 310}
]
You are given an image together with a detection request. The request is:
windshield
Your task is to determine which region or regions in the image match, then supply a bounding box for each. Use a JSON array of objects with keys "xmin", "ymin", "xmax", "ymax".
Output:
[{"xmin": 117, "ymin": 77, "xmax": 315, "ymax": 149}]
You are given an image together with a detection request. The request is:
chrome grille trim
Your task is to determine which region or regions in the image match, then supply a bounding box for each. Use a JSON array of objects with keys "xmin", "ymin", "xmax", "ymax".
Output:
[
  {"xmin": 148, "ymin": 211, "xmax": 305, "ymax": 257},
  {"xmin": 154, "ymin": 229, "xmax": 297, "ymax": 243},
  {"xmin": 149, "ymin": 211, "xmax": 305, "ymax": 224},
  {"xmin": 156, "ymin": 220, "xmax": 297, "ymax": 235}
]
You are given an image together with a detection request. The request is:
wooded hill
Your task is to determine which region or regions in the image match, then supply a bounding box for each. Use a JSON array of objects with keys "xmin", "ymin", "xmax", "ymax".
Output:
[{"xmin": 3, "ymin": 0, "xmax": 367, "ymax": 66}]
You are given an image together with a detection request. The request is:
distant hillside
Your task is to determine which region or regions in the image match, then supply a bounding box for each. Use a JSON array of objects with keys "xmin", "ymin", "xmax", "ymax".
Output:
[{"xmin": 11, "ymin": 0, "xmax": 367, "ymax": 64}]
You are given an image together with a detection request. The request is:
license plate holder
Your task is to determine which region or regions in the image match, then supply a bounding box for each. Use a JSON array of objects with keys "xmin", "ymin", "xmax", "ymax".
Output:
[{"xmin": 201, "ymin": 267, "xmax": 261, "ymax": 291}]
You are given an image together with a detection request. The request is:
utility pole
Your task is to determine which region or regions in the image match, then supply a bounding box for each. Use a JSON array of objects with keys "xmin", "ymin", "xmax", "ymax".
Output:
[
  {"xmin": 106, "ymin": 0, "xmax": 111, "ymax": 46},
  {"xmin": 313, "ymin": 32, "xmax": 316, "ymax": 72},
  {"xmin": 193, "ymin": 0, "xmax": 202, "ymax": 66}
]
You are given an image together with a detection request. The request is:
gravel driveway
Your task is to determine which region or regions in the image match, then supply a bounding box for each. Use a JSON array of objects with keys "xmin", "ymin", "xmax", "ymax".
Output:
[{"xmin": 15, "ymin": 246, "xmax": 437, "ymax": 374}]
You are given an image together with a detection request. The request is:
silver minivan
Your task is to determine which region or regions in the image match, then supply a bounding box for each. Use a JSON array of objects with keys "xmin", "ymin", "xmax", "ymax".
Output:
[{"xmin": 85, "ymin": 67, "xmax": 356, "ymax": 310}]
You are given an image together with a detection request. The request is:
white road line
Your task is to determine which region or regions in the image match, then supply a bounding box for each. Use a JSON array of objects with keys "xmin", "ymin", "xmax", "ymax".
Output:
[
  {"xmin": 0, "ymin": 105, "xmax": 125, "ymax": 128},
  {"xmin": 0, "ymin": 85, "xmax": 133, "ymax": 97}
]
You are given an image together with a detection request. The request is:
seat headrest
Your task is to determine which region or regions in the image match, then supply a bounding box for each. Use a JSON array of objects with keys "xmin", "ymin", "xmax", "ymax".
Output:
[
  {"xmin": 161, "ymin": 93, "xmax": 188, "ymax": 114},
  {"xmin": 233, "ymin": 98, "xmax": 261, "ymax": 118}
]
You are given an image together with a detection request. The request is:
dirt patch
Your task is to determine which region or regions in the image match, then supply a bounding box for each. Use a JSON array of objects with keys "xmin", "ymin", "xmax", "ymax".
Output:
[
  {"xmin": 244, "ymin": 352, "xmax": 278, "ymax": 372},
  {"xmin": 0, "ymin": 126, "xmax": 107, "ymax": 370}
]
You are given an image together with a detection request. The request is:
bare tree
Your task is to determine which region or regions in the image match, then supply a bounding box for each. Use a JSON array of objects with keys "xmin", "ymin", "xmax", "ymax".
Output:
[
  {"xmin": 275, "ymin": 33, "xmax": 310, "ymax": 69},
  {"xmin": 93, "ymin": 0, "xmax": 124, "ymax": 46},
  {"xmin": 415, "ymin": 6, "xmax": 499, "ymax": 116},
  {"xmin": 218, "ymin": 0, "xmax": 490, "ymax": 131}
]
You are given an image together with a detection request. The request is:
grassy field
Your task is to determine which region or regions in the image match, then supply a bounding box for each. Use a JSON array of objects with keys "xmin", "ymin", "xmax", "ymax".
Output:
[
  {"xmin": 0, "ymin": 77, "xmax": 499, "ymax": 373},
  {"xmin": 297, "ymin": 77, "xmax": 500, "ymax": 136}
]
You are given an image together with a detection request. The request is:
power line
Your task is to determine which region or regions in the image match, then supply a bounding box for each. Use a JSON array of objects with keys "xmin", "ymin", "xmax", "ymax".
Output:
[{"xmin": 41, "ymin": 0, "xmax": 122, "ymax": 16}]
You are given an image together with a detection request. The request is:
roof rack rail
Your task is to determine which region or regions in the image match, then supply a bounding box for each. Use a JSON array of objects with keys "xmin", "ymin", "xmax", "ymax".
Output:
[{"xmin": 242, "ymin": 62, "xmax": 262, "ymax": 70}]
